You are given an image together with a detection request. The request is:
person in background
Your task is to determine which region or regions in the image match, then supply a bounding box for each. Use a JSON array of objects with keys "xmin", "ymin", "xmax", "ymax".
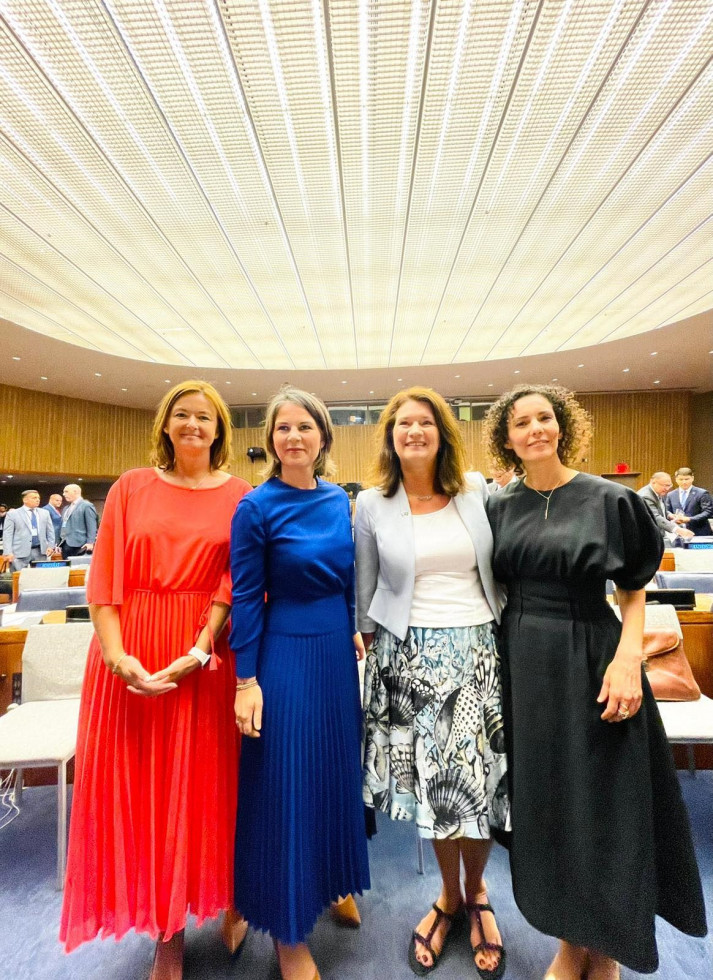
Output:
[
  {"xmin": 59, "ymin": 483, "xmax": 98, "ymax": 557},
  {"xmin": 356, "ymin": 387, "xmax": 509, "ymax": 979},
  {"xmin": 484, "ymin": 384, "xmax": 706, "ymax": 980},
  {"xmin": 43, "ymin": 492, "xmax": 64, "ymax": 546},
  {"xmin": 2, "ymin": 489, "xmax": 55, "ymax": 570},
  {"xmin": 0, "ymin": 503, "xmax": 8, "ymax": 540},
  {"xmin": 231, "ymin": 385, "xmax": 369, "ymax": 980},
  {"xmin": 60, "ymin": 380, "xmax": 251, "ymax": 980},
  {"xmin": 665, "ymin": 467, "xmax": 713, "ymax": 536},
  {"xmin": 637, "ymin": 472, "xmax": 693, "ymax": 545},
  {"xmin": 487, "ymin": 464, "xmax": 518, "ymax": 494}
]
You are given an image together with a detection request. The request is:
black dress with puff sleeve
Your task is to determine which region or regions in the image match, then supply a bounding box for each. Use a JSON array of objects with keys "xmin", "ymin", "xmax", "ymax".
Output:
[{"xmin": 487, "ymin": 473, "xmax": 706, "ymax": 973}]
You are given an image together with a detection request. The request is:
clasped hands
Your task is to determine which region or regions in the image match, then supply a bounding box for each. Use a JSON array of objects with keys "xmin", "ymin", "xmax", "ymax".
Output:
[{"xmin": 108, "ymin": 652, "xmax": 200, "ymax": 696}]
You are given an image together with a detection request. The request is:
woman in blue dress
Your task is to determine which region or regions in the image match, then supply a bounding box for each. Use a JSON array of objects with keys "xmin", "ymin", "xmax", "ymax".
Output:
[{"xmin": 230, "ymin": 385, "xmax": 370, "ymax": 980}]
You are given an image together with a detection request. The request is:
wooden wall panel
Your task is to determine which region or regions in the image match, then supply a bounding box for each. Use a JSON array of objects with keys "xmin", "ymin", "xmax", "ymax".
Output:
[
  {"xmin": 0, "ymin": 384, "xmax": 692, "ymax": 491},
  {"xmin": 0, "ymin": 383, "xmax": 152, "ymax": 477}
]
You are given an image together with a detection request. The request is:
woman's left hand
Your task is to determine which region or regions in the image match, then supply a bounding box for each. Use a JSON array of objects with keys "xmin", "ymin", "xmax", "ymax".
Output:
[
  {"xmin": 148, "ymin": 654, "xmax": 202, "ymax": 686},
  {"xmin": 597, "ymin": 645, "xmax": 643, "ymax": 723},
  {"xmin": 353, "ymin": 632, "xmax": 366, "ymax": 661}
]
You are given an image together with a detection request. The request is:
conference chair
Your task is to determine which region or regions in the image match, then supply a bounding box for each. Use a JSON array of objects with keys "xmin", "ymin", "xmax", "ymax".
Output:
[
  {"xmin": 655, "ymin": 571, "xmax": 713, "ymax": 595},
  {"xmin": 15, "ymin": 587, "xmax": 87, "ymax": 613},
  {"xmin": 0, "ymin": 622, "xmax": 94, "ymax": 888},
  {"xmin": 18, "ymin": 565, "xmax": 70, "ymax": 592}
]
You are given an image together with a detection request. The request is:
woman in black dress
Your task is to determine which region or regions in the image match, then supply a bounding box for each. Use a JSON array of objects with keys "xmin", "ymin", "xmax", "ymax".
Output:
[{"xmin": 483, "ymin": 384, "xmax": 706, "ymax": 979}]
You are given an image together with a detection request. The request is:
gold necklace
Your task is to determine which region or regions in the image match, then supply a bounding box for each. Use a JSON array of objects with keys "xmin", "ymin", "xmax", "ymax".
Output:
[
  {"xmin": 407, "ymin": 492, "xmax": 434, "ymax": 501},
  {"xmin": 526, "ymin": 478, "xmax": 561, "ymax": 519}
]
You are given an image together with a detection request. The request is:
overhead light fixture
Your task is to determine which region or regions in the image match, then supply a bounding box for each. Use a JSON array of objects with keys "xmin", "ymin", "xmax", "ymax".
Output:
[
  {"xmin": 653, "ymin": 380, "xmax": 661, "ymax": 384},
  {"xmin": 40, "ymin": 376, "xmax": 48, "ymax": 380},
  {"xmin": 94, "ymin": 372, "xmax": 102, "ymax": 377},
  {"xmin": 360, "ymin": 0, "xmax": 369, "ymax": 211},
  {"xmin": 514, "ymin": 370, "xmax": 520, "ymax": 374},
  {"xmin": 12, "ymin": 356, "xmax": 20, "ymax": 361},
  {"xmin": 650, "ymin": 351, "xmax": 658, "ymax": 356},
  {"xmin": 577, "ymin": 364, "xmax": 584, "ymax": 368},
  {"xmin": 396, "ymin": 0, "xmax": 423, "ymax": 211},
  {"xmin": 121, "ymin": 388, "xmax": 128, "ymax": 392},
  {"xmin": 623, "ymin": 368, "xmax": 630, "ymax": 373}
]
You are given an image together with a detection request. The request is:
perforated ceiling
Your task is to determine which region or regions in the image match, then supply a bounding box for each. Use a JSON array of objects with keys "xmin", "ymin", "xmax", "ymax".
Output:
[{"xmin": 1, "ymin": 0, "xmax": 712, "ymax": 374}]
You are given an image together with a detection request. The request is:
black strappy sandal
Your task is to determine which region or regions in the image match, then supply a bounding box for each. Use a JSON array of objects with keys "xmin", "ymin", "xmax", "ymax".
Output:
[
  {"xmin": 408, "ymin": 902, "xmax": 463, "ymax": 976},
  {"xmin": 466, "ymin": 902, "xmax": 506, "ymax": 980}
]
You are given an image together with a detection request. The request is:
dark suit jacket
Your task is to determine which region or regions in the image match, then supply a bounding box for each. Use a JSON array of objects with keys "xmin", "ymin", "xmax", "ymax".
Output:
[
  {"xmin": 665, "ymin": 485, "xmax": 713, "ymax": 536},
  {"xmin": 61, "ymin": 497, "xmax": 98, "ymax": 548},
  {"xmin": 637, "ymin": 484, "xmax": 679, "ymax": 538},
  {"xmin": 43, "ymin": 504, "xmax": 62, "ymax": 544}
]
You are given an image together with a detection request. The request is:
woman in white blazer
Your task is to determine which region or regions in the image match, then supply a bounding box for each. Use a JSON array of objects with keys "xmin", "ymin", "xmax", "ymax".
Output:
[{"xmin": 355, "ymin": 387, "xmax": 509, "ymax": 980}]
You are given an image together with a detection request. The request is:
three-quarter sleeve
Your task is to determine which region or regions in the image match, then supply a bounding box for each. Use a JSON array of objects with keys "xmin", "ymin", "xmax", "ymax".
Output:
[
  {"xmin": 354, "ymin": 491, "xmax": 379, "ymax": 633},
  {"xmin": 609, "ymin": 488, "xmax": 663, "ymax": 591},
  {"xmin": 86, "ymin": 474, "xmax": 127, "ymax": 606},
  {"xmin": 230, "ymin": 494, "xmax": 267, "ymax": 678}
]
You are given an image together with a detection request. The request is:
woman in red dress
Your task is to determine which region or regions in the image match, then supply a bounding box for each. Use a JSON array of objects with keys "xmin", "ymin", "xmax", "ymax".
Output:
[{"xmin": 60, "ymin": 380, "xmax": 252, "ymax": 980}]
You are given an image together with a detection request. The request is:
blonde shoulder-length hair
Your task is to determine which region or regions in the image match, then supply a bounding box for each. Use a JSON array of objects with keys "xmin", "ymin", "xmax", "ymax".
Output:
[
  {"xmin": 369, "ymin": 386, "xmax": 467, "ymax": 498},
  {"xmin": 263, "ymin": 385, "xmax": 336, "ymax": 480},
  {"xmin": 150, "ymin": 380, "xmax": 233, "ymax": 471}
]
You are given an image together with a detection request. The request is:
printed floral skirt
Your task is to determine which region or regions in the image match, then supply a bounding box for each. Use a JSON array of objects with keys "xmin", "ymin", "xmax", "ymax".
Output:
[{"xmin": 362, "ymin": 623, "xmax": 510, "ymax": 840}]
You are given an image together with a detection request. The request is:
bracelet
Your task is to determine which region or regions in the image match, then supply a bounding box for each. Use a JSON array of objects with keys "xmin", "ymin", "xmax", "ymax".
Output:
[
  {"xmin": 236, "ymin": 678, "xmax": 258, "ymax": 691},
  {"xmin": 111, "ymin": 652, "xmax": 128, "ymax": 675},
  {"xmin": 187, "ymin": 646, "xmax": 211, "ymax": 667}
]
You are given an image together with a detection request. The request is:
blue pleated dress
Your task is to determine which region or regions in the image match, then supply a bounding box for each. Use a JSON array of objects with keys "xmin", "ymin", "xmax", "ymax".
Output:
[{"xmin": 229, "ymin": 477, "xmax": 370, "ymax": 944}]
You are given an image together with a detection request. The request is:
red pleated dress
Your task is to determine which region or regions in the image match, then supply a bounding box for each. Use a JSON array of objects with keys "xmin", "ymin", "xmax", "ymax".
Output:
[{"xmin": 60, "ymin": 468, "xmax": 251, "ymax": 952}]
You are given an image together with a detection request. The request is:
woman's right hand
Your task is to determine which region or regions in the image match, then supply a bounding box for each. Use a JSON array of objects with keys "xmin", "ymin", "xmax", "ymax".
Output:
[
  {"xmin": 109, "ymin": 653, "xmax": 178, "ymax": 697},
  {"xmin": 235, "ymin": 683, "xmax": 263, "ymax": 738},
  {"xmin": 362, "ymin": 632, "xmax": 375, "ymax": 652}
]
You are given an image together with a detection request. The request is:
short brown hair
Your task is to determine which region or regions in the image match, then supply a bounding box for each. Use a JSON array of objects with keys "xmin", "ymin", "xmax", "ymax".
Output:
[
  {"xmin": 263, "ymin": 386, "xmax": 336, "ymax": 480},
  {"xmin": 369, "ymin": 387, "xmax": 467, "ymax": 497},
  {"xmin": 150, "ymin": 380, "xmax": 232, "ymax": 471},
  {"xmin": 483, "ymin": 383, "xmax": 592, "ymax": 476}
]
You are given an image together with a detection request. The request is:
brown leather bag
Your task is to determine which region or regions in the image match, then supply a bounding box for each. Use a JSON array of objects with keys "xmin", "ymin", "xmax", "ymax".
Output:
[{"xmin": 642, "ymin": 630, "xmax": 701, "ymax": 701}]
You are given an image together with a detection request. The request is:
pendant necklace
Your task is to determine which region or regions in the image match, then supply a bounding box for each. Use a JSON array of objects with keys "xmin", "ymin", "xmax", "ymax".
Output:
[{"xmin": 526, "ymin": 479, "xmax": 561, "ymax": 519}]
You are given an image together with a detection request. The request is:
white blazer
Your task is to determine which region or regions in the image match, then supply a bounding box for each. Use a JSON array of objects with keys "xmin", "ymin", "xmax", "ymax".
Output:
[{"xmin": 354, "ymin": 473, "xmax": 506, "ymax": 640}]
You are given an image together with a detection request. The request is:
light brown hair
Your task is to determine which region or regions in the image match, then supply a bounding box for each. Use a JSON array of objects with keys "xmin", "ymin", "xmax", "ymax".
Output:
[
  {"xmin": 150, "ymin": 380, "xmax": 232, "ymax": 471},
  {"xmin": 263, "ymin": 385, "xmax": 336, "ymax": 480},
  {"xmin": 483, "ymin": 383, "xmax": 592, "ymax": 476},
  {"xmin": 369, "ymin": 387, "xmax": 467, "ymax": 498}
]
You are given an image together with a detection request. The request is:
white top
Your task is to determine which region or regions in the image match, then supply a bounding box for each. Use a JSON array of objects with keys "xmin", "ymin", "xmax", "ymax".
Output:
[{"xmin": 410, "ymin": 499, "xmax": 494, "ymax": 627}]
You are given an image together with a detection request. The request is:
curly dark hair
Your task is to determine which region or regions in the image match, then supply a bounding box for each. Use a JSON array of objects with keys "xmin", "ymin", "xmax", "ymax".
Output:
[{"xmin": 483, "ymin": 383, "xmax": 592, "ymax": 476}]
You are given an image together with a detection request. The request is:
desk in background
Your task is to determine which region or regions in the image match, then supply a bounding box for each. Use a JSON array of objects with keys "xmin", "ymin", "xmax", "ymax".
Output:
[{"xmin": 11, "ymin": 566, "xmax": 86, "ymax": 603}]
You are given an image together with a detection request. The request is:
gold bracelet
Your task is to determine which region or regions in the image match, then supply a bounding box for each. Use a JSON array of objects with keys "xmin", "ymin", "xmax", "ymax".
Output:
[
  {"xmin": 111, "ymin": 652, "xmax": 128, "ymax": 675},
  {"xmin": 236, "ymin": 678, "xmax": 258, "ymax": 691}
]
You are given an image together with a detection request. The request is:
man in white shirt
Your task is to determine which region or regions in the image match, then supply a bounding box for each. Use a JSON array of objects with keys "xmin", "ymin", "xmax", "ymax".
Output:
[{"xmin": 2, "ymin": 489, "xmax": 56, "ymax": 570}]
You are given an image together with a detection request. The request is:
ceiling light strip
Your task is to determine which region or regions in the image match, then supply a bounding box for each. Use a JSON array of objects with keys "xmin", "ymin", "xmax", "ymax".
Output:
[
  {"xmin": 521, "ymin": 147, "xmax": 713, "ymax": 355},
  {"xmin": 562, "ymin": 213, "xmax": 713, "ymax": 345},
  {"xmin": 2, "ymin": 8, "xmax": 257, "ymax": 368},
  {"xmin": 212, "ymin": 0, "xmax": 326, "ymax": 367},
  {"xmin": 477, "ymin": 9, "xmax": 709, "ymax": 359},
  {"xmin": 486, "ymin": 0, "xmax": 575, "ymax": 213},
  {"xmin": 359, "ymin": 0, "xmax": 369, "ymax": 213},
  {"xmin": 418, "ymin": 1, "xmax": 544, "ymax": 364},
  {"xmin": 425, "ymin": 0, "xmax": 470, "ymax": 212},
  {"xmin": 319, "ymin": 0, "xmax": 358, "ymax": 365},
  {"xmin": 396, "ymin": 0, "xmax": 424, "ymax": 214}
]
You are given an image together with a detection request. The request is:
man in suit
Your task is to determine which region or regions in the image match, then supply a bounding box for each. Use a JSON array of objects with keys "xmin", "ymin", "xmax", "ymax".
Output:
[
  {"xmin": 60, "ymin": 483, "xmax": 98, "ymax": 558},
  {"xmin": 43, "ymin": 492, "xmax": 63, "ymax": 546},
  {"xmin": 487, "ymin": 464, "xmax": 518, "ymax": 494},
  {"xmin": 665, "ymin": 467, "xmax": 713, "ymax": 537},
  {"xmin": 2, "ymin": 489, "xmax": 56, "ymax": 570},
  {"xmin": 638, "ymin": 472, "xmax": 693, "ymax": 545}
]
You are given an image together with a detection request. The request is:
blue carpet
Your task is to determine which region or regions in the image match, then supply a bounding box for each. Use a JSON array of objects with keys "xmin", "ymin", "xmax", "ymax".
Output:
[{"xmin": 0, "ymin": 773, "xmax": 710, "ymax": 979}]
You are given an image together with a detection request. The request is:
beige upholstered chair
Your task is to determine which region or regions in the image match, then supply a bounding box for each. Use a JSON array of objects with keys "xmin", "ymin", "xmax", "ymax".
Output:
[{"xmin": 0, "ymin": 622, "xmax": 94, "ymax": 888}]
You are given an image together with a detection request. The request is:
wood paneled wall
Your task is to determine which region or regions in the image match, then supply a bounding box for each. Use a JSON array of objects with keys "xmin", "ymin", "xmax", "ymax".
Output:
[
  {"xmin": 0, "ymin": 384, "xmax": 692, "ymax": 491},
  {"xmin": 0, "ymin": 383, "xmax": 153, "ymax": 478}
]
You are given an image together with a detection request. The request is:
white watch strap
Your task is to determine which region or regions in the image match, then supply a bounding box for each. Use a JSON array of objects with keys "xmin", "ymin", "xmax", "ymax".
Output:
[{"xmin": 187, "ymin": 646, "xmax": 210, "ymax": 667}]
